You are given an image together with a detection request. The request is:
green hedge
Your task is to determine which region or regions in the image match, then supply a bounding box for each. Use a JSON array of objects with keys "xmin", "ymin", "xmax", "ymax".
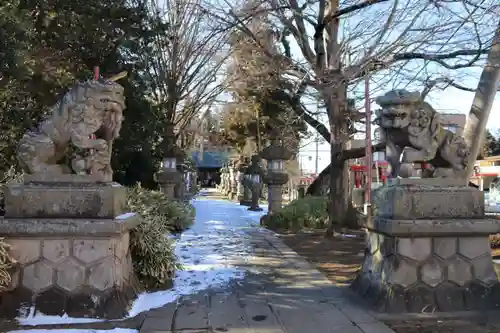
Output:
[
  {"xmin": 262, "ymin": 196, "xmax": 328, "ymax": 231},
  {"xmin": 126, "ymin": 185, "xmax": 195, "ymax": 287},
  {"xmin": 127, "ymin": 185, "xmax": 195, "ymax": 232}
]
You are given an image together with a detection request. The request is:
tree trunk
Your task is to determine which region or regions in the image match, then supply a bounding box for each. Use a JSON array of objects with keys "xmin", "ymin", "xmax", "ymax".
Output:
[
  {"xmin": 325, "ymin": 143, "xmax": 350, "ymax": 237},
  {"xmin": 324, "ymin": 83, "xmax": 351, "ymax": 237},
  {"xmin": 462, "ymin": 20, "xmax": 500, "ymax": 182}
]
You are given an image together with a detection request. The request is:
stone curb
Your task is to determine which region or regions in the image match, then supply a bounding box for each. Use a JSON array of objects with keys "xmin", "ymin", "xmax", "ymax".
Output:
[{"xmin": 254, "ymin": 228, "xmax": 396, "ymax": 333}]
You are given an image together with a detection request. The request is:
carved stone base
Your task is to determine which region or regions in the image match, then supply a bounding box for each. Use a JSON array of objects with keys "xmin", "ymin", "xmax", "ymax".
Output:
[
  {"xmin": 353, "ymin": 183, "xmax": 500, "ymax": 313},
  {"xmin": 0, "ymin": 213, "xmax": 141, "ymax": 318},
  {"xmin": 352, "ymin": 230, "xmax": 500, "ymax": 313},
  {"xmin": 4, "ymin": 181, "xmax": 126, "ymax": 219}
]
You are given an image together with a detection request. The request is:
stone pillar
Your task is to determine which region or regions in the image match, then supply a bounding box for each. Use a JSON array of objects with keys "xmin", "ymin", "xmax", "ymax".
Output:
[
  {"xmin": 236, "ymin": 171, "xmax": 244, "ymax": 201},
  {"xmin": 248, "ymin": 182, "xmax": 263, "ymax": 211},
  {"xmin": 246, "ymin": 156, "xmax": 263, "ymax": 212},
  {"xmin": 352, "ymin": 179, "xmax": 500, "ymax": 313},
  {"xmin": 235, "ymin": 158, "xmax": 248, "ymax": 203},
  {"xmin": 156, "ymin": 170, "xmax": 180, "ymax": 200},
  {"xmin": 240, "ymin": 180, "xmax": 252, "ymax": 206},
  {"xmin": 218, "ymin": 167, "xmax": 224, "ymax": 192},
  {"xmin": 225, "ymin": 166, "xmax": 233, "ymax": 197},
  {"xmin": 265, "ymin": 174, "xmax": 289, "ymax": 214},
  {"xmin": 0, "ymin": 174, "xmax": 139, "ymax": 319},
  {"xmin": 229, "ymin": 166, "xmax": 238, "ymax": 200}
]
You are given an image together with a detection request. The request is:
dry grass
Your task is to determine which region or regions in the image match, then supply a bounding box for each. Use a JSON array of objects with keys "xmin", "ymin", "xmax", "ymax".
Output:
[{"xmin": 0, "ymin": 238, "xmax": 15, "ymax": 291}]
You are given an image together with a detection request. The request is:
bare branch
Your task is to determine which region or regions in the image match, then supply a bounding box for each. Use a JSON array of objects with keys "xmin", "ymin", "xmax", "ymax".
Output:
[{"xmin": 138, "ymin": 0, "xmax": 229, "ymax": 133}]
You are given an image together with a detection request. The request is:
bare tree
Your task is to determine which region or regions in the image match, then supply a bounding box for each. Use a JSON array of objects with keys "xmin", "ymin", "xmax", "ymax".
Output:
[
  {"xmin": 463, "ymin": 20, "xmax": 500, "ymax": 182},
  {"xmin": 208, "ymin": 0, "xmax": 498, "ymax": 232},
  {"xmin": 136, "ymin": 0, "xmax": 230, "ymax": 138}
]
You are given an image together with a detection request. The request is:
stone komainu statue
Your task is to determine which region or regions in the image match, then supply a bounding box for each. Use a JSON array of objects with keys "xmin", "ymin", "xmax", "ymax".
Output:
[
  {"xmin": 375, "ymin": 89, "xmax": 470, "ymax": 178},
  {"xmin": 17, "ymin": 76, "xmax": 126, "ymax": 182}
]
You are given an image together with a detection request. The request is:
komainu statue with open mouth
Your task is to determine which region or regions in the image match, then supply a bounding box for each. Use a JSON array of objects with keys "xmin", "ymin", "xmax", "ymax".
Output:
[{"xmin": 16, "ymin": 73, "xmax": 127, "ymax": 182}]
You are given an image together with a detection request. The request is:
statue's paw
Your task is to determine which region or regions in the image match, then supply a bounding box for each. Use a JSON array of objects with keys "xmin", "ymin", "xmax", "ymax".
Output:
[
  {"xmin": 94, "ymin": 139, "xmax": 108, "ymax": 150},
  {"xmin": 401, "ymin": 152, "xmax": 412, "ymax": 163}
]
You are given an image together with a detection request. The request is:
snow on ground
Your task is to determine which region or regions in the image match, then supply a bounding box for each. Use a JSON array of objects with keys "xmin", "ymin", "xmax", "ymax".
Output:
[
  {"xmin": 9, "ymin": 329, "xmax": 137, "ymax": 333},
  {"xmin": 19, "ymin": 191, "xmax": 267, "ymax": 325},
  {"xmin": 128, "ymin": 196, "xmax": 267, "ymax": 316}
]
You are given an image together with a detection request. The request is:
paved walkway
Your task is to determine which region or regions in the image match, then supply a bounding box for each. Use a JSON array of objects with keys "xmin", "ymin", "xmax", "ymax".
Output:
[{"xmin": 139, "ymin": 196, "xmax": 395, "ymax": 333}]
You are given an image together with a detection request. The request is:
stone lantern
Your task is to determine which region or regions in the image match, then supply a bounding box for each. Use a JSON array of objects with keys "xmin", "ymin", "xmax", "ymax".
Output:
[
  {"xmin": 246, "ymin": 155, "xmax": 263, "ymax": 211},
  {"xmin": 236, "ymin": 157, "xmax": 251, "ymax": 205},
  {"xmin": 261, "ymin": 130, "xmax": 293, "ymax": 214},
  {"xmin": 155, "ymin": 122, "xmax": 183, "ymax": 199}
]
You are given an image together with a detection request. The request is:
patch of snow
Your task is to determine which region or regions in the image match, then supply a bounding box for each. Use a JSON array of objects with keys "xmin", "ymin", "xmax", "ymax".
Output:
[
  {"xmin": 9, "ymin": 329, "xmax": 137, "ymax": 333},
  {"xmin": 128, "ymin": 199, "xmax": 266, "ymax": 316},
  {"xmin": 115, "ymin": 212, "xmax": 136, "ymax": 220}
]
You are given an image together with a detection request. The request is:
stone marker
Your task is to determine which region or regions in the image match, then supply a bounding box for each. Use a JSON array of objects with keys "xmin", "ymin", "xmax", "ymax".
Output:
[{"xmin": 0, "ymin": 77, "xmax": 140, "ymax": 319}]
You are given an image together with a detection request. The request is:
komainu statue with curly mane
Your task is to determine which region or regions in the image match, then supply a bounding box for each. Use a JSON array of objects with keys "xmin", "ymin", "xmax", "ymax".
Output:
[
  {"xmin": 375, "ymin": 90, "xmax": 470, "ymax": 178},
  {"xmin": 17, "ymin": 74, "xmax": 126, "ymax": 182}
]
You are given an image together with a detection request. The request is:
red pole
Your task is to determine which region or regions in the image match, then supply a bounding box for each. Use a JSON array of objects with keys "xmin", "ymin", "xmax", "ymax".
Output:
[{"xmin": 364, "ymin": 73, "xmax": 372, "ymax": 216}]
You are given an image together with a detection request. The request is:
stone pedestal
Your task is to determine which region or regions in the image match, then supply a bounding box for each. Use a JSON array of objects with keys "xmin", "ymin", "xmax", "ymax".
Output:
[
  {"xmin": 265, "ymin": 172, "xmax": 288, "ymax": 215},
  {"xmin": 155, "ymin": 170, "xmax": 180, "ymax": 199},
  {"xmin": 248, "ymin": 183, "xmax": 263, "ymax": 212},
  {"xmin": 240, "ymin": 183, "xmax": 252, "ymax": 206},
  {"xmin": 0, "ymin": 176, "xmax": 140, "ymax": 319},
  {"xmin": 352, "ymin": 182, "xmax": 500, "ymax": 313}
]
